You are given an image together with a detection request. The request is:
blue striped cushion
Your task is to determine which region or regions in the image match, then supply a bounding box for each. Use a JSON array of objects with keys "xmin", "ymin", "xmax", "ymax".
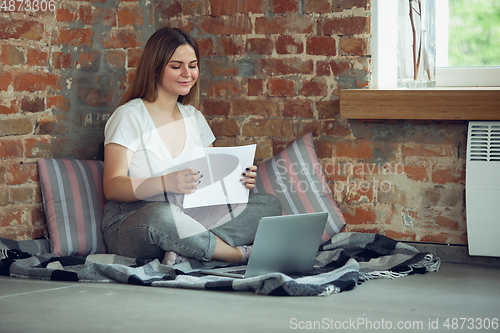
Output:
[
  {"xmin": 253, "ymin": 133, "xmax": 345, "ymax": 243},
  {"xmin": 37, "ymin": 159, "xmax": 107, "ymax": 256}
]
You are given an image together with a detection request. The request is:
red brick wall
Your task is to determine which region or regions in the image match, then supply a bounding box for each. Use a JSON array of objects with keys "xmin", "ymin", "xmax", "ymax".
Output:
[
  {"xmin": 0, "ymin": 0, "xmax": 155, "ymax": 239},
  {"xmin": 0, "ymin": 0, "xmax": 468, "ymax": 245}
]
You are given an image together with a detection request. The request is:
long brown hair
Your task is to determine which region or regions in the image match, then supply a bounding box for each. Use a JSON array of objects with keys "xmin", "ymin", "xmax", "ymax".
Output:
[{"xmin": 119, "ymin": 27, "xmax": 200, "ymax": 107}]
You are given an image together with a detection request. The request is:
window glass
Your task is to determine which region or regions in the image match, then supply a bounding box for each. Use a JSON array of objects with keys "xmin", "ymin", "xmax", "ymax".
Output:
[
  {"xmin": 371, "ymin": 0, "xmax": 500, "ymax": 87},
  {"xmin": 439, "ymin": 0, "xmax": 500, "ymax": 67}
]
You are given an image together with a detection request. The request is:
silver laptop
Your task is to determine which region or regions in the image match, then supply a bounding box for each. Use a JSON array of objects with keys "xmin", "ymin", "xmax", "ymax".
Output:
[{"xmin": 200, "ymin": 212, "xmax": 328, "ymax": 279}]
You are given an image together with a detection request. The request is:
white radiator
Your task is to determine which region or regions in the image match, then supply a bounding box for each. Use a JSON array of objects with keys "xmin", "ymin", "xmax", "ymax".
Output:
[{"xmin": 466, "ymin": 121, "xmax": 500, "ymax": 257}]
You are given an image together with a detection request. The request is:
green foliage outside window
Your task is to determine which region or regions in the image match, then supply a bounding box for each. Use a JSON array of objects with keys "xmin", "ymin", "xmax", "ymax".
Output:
[{"xmin": 448, "ymin": 0, "xmax": 500, "ymax": 67}]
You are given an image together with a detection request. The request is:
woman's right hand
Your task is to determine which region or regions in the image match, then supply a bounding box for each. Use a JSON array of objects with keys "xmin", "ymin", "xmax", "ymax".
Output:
[
  {"xmin": 162, "ymin": 169, "xmax": 202, "ymax": 194},
  {"xmin": 104, "ymin": 143, "xmax": 203, "ymax": 201}
]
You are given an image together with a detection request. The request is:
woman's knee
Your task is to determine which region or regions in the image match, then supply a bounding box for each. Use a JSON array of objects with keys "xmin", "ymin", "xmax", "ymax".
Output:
[
  {"xmin": 268, "ymin": 194, "xmax": 282, "ymax": 216},
  {"xmin": 251, "ymin": 193, "xmax": 282, "ymax": 216},
  {"xmin": 113, "ymin": 202, "xmax": 177, "ymax": 256},
  {"xmin": 125, "ymin": 202, "xmax": 177, "ymax": 232},
  {"xmin": 116, "ymin": 226, "xmax": 164, "ymax": 260}
]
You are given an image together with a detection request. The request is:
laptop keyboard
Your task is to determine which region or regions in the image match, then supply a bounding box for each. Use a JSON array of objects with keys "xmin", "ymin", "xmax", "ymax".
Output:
[{"xmin": 227, "ymin": 269, "xmax": 246, "ymax": 275}]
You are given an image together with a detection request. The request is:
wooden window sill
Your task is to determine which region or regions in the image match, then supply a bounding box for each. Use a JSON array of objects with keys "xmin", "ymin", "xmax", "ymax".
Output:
[{"xmin": 339, "ymin": 88, "xmax": 500, "ymax": 120}]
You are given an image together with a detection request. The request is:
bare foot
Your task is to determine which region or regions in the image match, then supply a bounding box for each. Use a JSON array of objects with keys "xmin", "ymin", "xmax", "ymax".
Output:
[{"xmin": 162, "ymin": 251, "xmax": 188, "ymax": 265}]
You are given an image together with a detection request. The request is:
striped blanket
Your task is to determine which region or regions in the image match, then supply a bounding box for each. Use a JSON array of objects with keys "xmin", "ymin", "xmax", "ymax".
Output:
[{"xmin": 0, "ymin": 232, "xmax": 440, "ymax": 296}]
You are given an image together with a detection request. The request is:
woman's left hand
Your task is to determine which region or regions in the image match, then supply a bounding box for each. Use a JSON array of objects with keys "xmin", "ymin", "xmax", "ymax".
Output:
[{"xmin": 240, "ymin": 165, "xmax": 258, "ymax": 190}]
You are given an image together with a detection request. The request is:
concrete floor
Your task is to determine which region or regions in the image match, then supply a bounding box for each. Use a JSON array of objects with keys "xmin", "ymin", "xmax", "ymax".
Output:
[{"xmin": 0, "ymin": 261, "xmax": 499, "ymax": 333}]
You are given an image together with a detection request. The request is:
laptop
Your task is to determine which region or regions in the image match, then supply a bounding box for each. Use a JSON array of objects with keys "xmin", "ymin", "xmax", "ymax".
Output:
[{"xmin": 200, "ymin": 212, "xmax": 328, "ymax": 279}]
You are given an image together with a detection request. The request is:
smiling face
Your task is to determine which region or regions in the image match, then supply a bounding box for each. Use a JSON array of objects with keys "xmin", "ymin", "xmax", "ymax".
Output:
[{"xmin": 157, "ymin": 44, "xmax": 199, "ymax": 99}]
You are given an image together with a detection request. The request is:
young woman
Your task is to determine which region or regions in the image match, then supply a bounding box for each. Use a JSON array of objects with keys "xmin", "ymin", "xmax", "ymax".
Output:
[{"xmin": 102, "ymin": 27, "xmax": 281, "ymax": 265}]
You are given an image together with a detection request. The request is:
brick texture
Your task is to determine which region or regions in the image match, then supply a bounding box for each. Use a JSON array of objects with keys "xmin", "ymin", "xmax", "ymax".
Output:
[
  {"xmin": 0, "ymin": 0, "xmax": 154, "ymax": 240},
  {"xmin": 1, "ymin": 0, "xmax": 468, "ymax": 246}
]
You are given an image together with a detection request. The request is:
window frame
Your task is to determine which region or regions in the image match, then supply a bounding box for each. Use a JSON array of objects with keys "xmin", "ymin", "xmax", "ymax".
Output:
[{"xmin": 371, "ymin": 0, "xmax": 500, "ymax": 88}]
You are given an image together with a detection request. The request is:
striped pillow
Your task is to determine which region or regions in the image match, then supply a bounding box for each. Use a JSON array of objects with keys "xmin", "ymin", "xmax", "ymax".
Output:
[
  {"xmin": 253, "ymin": 133, "xmax": 345, "ymax": 243},
  {"xmin": 37, "ymin": 159, "xmax": 107, "ymax": 256}
]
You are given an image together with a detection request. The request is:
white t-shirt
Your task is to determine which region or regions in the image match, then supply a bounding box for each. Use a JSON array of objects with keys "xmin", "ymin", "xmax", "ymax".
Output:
[{"xmin": 104, "ymin": 98, "xmax": 215, "ymax": 179}]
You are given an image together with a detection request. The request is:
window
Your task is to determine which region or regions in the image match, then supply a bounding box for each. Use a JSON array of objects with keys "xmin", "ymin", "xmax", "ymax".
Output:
[
  {"xmin": 371, "ymin": 0, "xmax": 500, "ymax": 88},
  {"xmin": 436, "ymin": 0, "xmax": 500, "ymax": 86}
]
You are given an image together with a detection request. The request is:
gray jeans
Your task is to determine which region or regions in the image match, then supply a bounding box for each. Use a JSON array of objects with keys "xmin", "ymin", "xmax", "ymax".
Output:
[{"xmin": 102, "ymin": 193, "xmax": 281, "ymax": 261}]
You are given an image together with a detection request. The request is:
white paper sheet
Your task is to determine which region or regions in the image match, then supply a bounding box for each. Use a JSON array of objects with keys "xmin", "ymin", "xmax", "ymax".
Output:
[{"xmin": 183, "ymin": 144, "xmax": 257, "ymax": 208}]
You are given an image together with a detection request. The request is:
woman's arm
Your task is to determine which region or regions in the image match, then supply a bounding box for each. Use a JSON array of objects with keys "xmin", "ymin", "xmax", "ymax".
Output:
[
  {"xmin": 103, "ymin": 143, "xmax": 202, "ymax": 202},
  {"xmin": 103, "ymin": 143, "xmax": 139, "ymax": 202}
]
